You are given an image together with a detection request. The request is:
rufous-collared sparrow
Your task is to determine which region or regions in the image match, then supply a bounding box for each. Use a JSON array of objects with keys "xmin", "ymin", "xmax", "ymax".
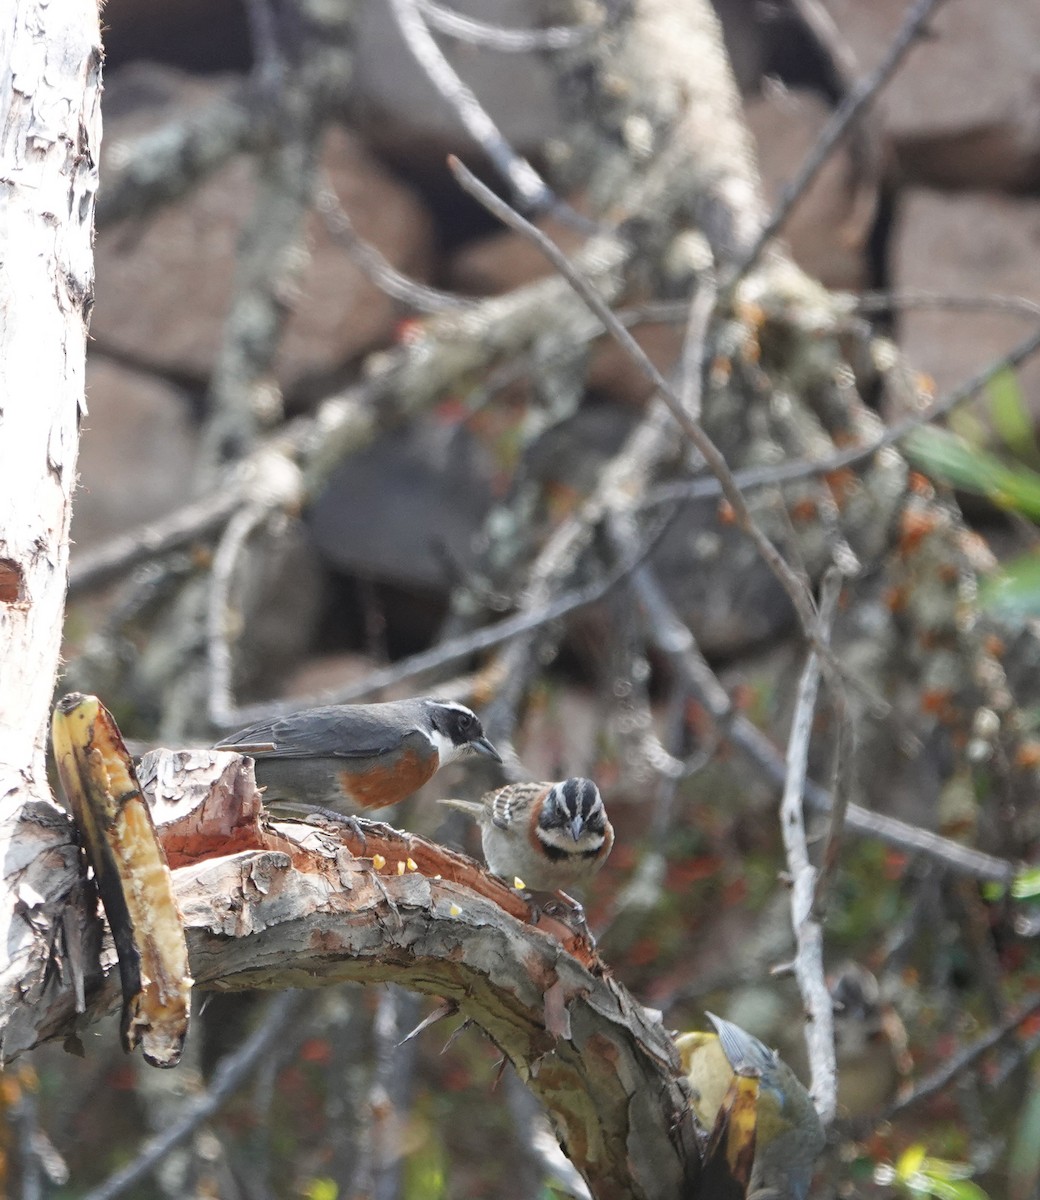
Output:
[{"xmin": 440, "ymin": 776, "xmax": 614, "ymax": 894}]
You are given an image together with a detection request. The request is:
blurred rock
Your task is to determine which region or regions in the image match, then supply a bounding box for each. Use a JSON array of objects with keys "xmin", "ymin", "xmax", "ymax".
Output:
[
  {"xmin": 820, "ymin": 0, "xmax": 1040, "ymax": 188},
  {"xmin": 308, "ymin": 418, "xmax": 495, "ymax": 590},
  {"xmin": 229, "ymin": 518, "xmax": 326, "ymax": 703},
  {"xmin": 892, "ymin": 190, "xmax": 1040, "ymax": 422},
  {"xmin": 102, "ymin": 0, "xmax": 249, "ymax": 72},
  {"xmin": 745, "ymin": 85, "xmax": 875, "ymax": 290},
  {"xmin": 93, "ymin": 65, "xmax": 436, "ymax": 398},
  {"xmin": 72, "ymin": 356, "xmax": 198, "ymax": 549}
]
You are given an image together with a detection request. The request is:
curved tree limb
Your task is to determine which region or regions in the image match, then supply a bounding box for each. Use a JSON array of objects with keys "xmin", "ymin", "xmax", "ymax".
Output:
[{"xmin": 90, "ymin": 750, "xmax": 703, "ymax": 1200}]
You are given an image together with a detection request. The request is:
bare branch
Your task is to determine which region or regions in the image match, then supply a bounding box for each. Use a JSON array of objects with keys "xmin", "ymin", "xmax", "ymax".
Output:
[
  {"xmin": 731, "ymin": 0, "xmax": 947, "ymax": 285},
  {"xmin": 642, "ymin": 316, "xmax": 1040, "ymax": 511},
  {"xmin": 80, "ymin": 991, "xmax": 305, "ymax": 1200},
  {"xmin": 778, "ymin": 568, "xmax": 842, "ymax": 1124},
  {"xmin": 881, "ymin": 992, "xmax": 1040, "ymax": 1123},
  {"xmin": 419, "ymin": 1, "xmax": 597, "ymax": 52},
  {"xmin": 812, "ymin": 681, "xmax": 855, "ymax": 921},
  {"xmin": 68, "ymin": 485, "xmax": 247, "ymax": 596},
  {"xmin": 388, "ymin": 0, "xmax": 557, "ymax": 215},
  {"xmin": 206, "ymin": 501, "xmax": 279, "ymax": 729},
  {"xmin": 448, "ymin": 156, "xmax": 866, "ymax": 701},
  {"xmin": 316, "ymin": 184, "xmax": 471, "ymax": 313},
  {"xmin": 617, "ymin": 540, "xmax": 1015, "ymax": 884}
]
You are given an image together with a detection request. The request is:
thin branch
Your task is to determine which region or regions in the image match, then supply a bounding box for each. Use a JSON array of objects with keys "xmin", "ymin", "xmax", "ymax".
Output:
[
  {"xmin": 206, "ymin": 501, "xmax": 277, "ymax": 729},
  {"xmin": 388, "ymin": 0, "xmax": 556, "ymax": 215},
  {"xmin": 448, "ymin": 156, "xmax": 862, "ymax": 702},
  {"xmin": 778, "ymin": 567, "xmax": 841, "ymax": 1125},
  {"xmin": 855, "ymin": 289, "xmax": 1040, "ymax": 321},
  {"xmin": 881, "ymin": 992, "xmax": 1040, "ymax": 1121},
  {"xmin": 209, "ymin": 497, "xmax": 687, "ymax": 729},
  {"xmin": 641, "ymin": 317, "xmax": 1040, "ymax": 511},
  {"xmin": 68, "ymin": 486, "xmax": 247, "ymax": 596},
  {"xmin": 419, "ymin": 0, "xmax": 597, "ymax": 52},
  {"xmin": 80, "ymin": 991, "xmax": 305, "ymax": 1200},
  {"xmin": 730, "ymin": 0, "xmax": 947, "ymax": 285},
  {"xmin": 316, "ymin": 184, "xmax": 471, "ymax": 314},
  {"xmin": 812, "ymin": 680, "xmax": 855, "ymax": 920},
  {"xmin": 677, "ymin": 266, "xmax": 717, "ymax": 424},
  {"xmin": 617, "ymin": 539, "xmax": 1015, "ymax": 885}
]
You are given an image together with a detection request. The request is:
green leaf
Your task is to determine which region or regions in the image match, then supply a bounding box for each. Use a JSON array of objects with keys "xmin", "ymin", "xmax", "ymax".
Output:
[
  {"xmin": 913, "ymin": 1177, "xmax": 990, "ymax": 1200},
  {"xmin": 905, "ymin": 428, "xmax": 1040, "ymax": 520},
  {"xmin": 304, "ymin": 1179, "xmax": 339, "ymax": 1200},
  {"xmin": 980, "ymin": 554, "xmax": 1040, "ymax": 622},
  {"xmin": 1012, "ymin": 866, "xmax": 1040, "ymax": 899},
  {"xmin": 987, "ymin": 366, "xmax": 1038, "ymax": 461},
  {"xmin": 1009, "ymin": 1073, "xmax": 1040, "ymax": 1198}
]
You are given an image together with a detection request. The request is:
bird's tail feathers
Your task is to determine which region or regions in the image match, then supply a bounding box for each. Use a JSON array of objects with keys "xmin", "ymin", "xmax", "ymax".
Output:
[{"xmin": 437, "ymin": 798, "xmax": 485, "ymax": 820}]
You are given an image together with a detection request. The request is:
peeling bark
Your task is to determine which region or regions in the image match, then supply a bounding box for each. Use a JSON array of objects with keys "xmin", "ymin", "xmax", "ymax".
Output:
[
  {"xmin": 36, "ymin": 749, "xmax": 703, "ymax": 1199},
  {"xmin": 0, "ymin": 0, "xmax": 103, "ymax": 1059}
]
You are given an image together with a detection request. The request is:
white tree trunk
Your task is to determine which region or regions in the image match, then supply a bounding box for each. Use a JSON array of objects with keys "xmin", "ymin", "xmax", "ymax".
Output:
[{"xmin": 0, "ymin": 0, "xmax": 102, "ymax": 1055}]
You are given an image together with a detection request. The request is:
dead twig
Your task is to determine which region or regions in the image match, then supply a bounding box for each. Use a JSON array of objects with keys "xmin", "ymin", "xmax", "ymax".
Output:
[
  {"xmin": 389, "ymin": 0, "xmax": 558, "ymax": 217},
  {"xmin": 615, "ymin": 535, "xmax": 1015, "ymax": 885},
  {"xmin": 730, "ymin": 0, "xmax": 947, "ymax": 286},
  {"xmin": 778, "ymin": 567, "xmax": 842, "ymax": 1124},
  {"xmin": 419, "ymin": 1, "xmax": 597, "ymax": 52},
  {"xmin": 79, "ymin": 991, "xmax": 305, "ymax": 1200},
  {"xmin": 881, "ymin": 992, "xmax": 1040, "ymax": 1123},
  {"xmin": 316, "ymin": 183, "xmax": 471, "ymax": 314},
  {"xmin": 448, "ymin": 155, "xmax": 877, "ymax": 717}
]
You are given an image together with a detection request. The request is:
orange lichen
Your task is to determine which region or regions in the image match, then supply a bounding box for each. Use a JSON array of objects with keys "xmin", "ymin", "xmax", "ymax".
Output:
[
  {"xmin": 899, "ymin": 508, "xmax": 940, "ymax": 555},
  {"xmin": 1014, "ymin": 742, "xmax": 1040, "ymax": 770}
]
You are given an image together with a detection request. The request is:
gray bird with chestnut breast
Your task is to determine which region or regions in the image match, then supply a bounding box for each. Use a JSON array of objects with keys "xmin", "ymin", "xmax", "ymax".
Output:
[
  {"xmin": 440, "ymin": 777, "xmax": 614, "ymax": 893},
  {"xmin": 215, "ymin": 698, "xmax": 500, "ymax": 814}
]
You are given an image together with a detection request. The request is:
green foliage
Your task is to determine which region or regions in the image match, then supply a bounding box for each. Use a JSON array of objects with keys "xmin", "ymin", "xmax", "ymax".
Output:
[
  {"xmin": 1011, "ymin": 865, "xmax": 1040, "ymax": 899},
  {"xmin": 874, "ymin": 1145, "xmax": 990, "ymax": 1200},
  {"xmin": 906, "ymin": 368, "xmax": 1040, "ymax": 620},
  {"xmin": 303, "ymin": 1179, "xmax": 339, "ymax": 1200},
  {"xmin": 904, "ymin": 427, "xmax": 1040, "ymax": 521}
]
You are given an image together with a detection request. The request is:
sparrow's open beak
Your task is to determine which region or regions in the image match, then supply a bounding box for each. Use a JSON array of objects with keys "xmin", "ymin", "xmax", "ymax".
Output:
[
  {"xmin": 471, "ymin": 736, "xmax": 502, "ymax": 763},
  {"xmin": 569, "ymin": 814, "xmax": 584, "ymax": 842}
]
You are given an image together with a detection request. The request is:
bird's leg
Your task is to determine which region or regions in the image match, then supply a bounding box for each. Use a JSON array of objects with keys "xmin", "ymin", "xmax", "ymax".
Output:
[
  {"xmin": 309, "ymin": 806, "xmax": 369, "ymax": 854},
  {"xmin": 529, "ymin": 890, "xmax": 595, "ymax": 948}
]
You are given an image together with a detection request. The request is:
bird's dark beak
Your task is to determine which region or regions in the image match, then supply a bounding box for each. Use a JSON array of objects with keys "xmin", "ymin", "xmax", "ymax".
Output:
[
  {"xmin": 472, "ymin": 736, "xmax": 502, "ymax": 763},
  {"xmin": 569, "ymin": 814, "xmax": 584, "ymax": 842}
]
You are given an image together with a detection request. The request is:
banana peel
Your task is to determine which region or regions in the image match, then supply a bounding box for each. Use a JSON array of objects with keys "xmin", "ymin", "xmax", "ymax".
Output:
[{"xmin": 51, "ymin": 693, "xmax": 191, "ymax": 1067}]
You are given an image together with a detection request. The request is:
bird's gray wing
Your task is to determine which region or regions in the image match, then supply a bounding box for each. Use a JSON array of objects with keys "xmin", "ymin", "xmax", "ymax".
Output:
[{"xmin": 215, "ymin": 704, "xmax": 421, "ymax": 759}]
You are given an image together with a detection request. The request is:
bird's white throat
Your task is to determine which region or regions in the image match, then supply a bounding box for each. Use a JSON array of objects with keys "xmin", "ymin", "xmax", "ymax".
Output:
[{"xmin": 424, "ymin": 727, "xmax": 470, "ymax": 766}]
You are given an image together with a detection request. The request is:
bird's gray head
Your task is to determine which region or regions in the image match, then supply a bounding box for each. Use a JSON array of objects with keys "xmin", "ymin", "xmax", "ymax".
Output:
[
  {"xmin": 537, "ymin": 777, "xmax": 607, "ymax": 851},
  {"xmin": 422, "ymin": 699, "xmax": 501, "ymax": 766}
]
